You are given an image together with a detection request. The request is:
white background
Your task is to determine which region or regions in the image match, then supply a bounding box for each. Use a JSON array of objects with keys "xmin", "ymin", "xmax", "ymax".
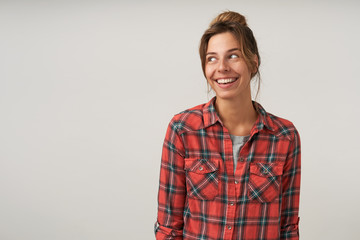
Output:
[{"xmin": 1, "ymin": 0, "xmax": 359, "ymax": 239}]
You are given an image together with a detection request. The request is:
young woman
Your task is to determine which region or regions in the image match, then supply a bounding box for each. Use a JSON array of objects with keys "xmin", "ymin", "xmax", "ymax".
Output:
[{"xmin": 155, "ymin": 11, "xmax": 301, "ymax": 240}]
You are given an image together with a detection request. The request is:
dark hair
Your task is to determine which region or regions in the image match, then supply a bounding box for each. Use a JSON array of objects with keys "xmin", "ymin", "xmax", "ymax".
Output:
[{"xmin": 199, "ymin": 11, "xmax": 261, "ymax": 98}]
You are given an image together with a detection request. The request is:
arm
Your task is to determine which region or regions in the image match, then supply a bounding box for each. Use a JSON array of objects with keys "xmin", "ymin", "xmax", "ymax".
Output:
[
  {"xmin": 155, "ymin": 118, "xmax": 186, "ymax": 240},
  {"xmin": 280, "ymin": 128, "xmax": 301, "ymax": 240}
]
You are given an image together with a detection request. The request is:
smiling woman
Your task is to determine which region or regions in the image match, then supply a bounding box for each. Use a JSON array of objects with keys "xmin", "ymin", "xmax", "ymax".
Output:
[
  {"xmin": 204, "ymin": 32, "xmax": 256, "ymax": 103},
  {"xmin": 199, "ymin": 13, "xmax": 261, "ymax": 100},
  {"xmin": 155, "ymin": 11, "xmax": 301, "ymax": 240}
]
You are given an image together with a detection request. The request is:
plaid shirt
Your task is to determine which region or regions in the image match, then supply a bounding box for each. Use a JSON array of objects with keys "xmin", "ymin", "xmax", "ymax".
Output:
[{"xmin": 155, "ymin": 97, "xmax": 301, "ymax": 240}]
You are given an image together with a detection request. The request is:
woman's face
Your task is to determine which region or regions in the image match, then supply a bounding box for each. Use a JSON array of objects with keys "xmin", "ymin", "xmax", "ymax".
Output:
[{"xmin": 205, "ymin": 32, "xmax": 256, "ymax": 100}]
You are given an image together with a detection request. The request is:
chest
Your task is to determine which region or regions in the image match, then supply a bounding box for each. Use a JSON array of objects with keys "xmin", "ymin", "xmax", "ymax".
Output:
[{"xmin": 181, "ymin": 126, "xmax": 290, "ymax": 164}]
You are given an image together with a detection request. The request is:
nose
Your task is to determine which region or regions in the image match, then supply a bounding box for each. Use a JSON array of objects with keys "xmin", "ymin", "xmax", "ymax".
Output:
[{"xmin": 218, "ymin": 58, "xmax": 230, "ymax": 72}]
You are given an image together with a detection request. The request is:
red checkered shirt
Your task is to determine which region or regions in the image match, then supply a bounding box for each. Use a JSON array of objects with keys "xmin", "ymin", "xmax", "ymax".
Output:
[{"xmin": 155, "ymin": 97, "xmax": 301, "ymax": 240}]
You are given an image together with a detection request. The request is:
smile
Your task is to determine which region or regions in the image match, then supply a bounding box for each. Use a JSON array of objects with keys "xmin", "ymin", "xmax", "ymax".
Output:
[{"xmin": 215, "ymin": 78, "xmax": 238, "ymax": 84}]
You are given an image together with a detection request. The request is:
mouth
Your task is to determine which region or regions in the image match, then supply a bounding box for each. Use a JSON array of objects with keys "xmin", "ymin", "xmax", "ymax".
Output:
[
  {"xmin": 213, "ymin": 77, "xmax": 239, "ymax": 89},
  {"xmin": 215, "ymin": 77, "xmax": 238, "ymax": 84}
]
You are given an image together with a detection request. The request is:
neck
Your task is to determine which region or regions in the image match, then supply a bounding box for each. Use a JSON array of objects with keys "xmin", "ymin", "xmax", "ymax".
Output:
[{"xmin": 214, "ymin": 94, "xmax": 258, "ymax": 136}]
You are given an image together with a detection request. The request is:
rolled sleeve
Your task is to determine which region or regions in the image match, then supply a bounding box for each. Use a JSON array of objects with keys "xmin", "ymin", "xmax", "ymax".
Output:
[
  {"xmin": 280, "ymin": 127, "xmax": 301, "ymax": 240},
  {"xmin": 155, "ymin": 117, "xmax": 186, "ymax": 240}
]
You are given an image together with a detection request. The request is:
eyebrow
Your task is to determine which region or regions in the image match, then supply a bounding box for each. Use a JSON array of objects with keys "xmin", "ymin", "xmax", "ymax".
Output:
[{"xmin": 206, "ymin": 48, "xmax": 240, "ymax": 56}]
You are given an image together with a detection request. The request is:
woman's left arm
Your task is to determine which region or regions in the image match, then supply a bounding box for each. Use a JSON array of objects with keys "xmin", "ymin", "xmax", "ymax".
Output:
[{"xmin": 280, "ymin": 127, "xmax": 301, "ymax": 240}]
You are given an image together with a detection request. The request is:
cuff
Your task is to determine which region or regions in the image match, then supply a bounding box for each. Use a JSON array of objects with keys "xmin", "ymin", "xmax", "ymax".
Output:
[
  {"xmin": 280, "ymin": 217, "xmax": 300, "ymax": 240},
  {"xmin": 154, "ymin": 221, "xmax": 183, "ymax": 240}
]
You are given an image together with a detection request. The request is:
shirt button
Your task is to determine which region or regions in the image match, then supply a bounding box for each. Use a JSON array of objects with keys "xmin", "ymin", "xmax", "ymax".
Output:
[
  {"xmin": 234, "ymin": 180, "xmax": 238, "ymax": 184},
  {"xmin": 230, "ymin": 202, "xmax": 234, "ymax": 206},
  {"xmin": 199, "ymin": 166, "xmax": 203, "ymax": 171},
  {"xmin": 227, "ymin": 226, "xmax": 232, "ymax": 230},
  {"xmin": 240, "ymin": 157, "xmax": 244, "ymax": 162}
]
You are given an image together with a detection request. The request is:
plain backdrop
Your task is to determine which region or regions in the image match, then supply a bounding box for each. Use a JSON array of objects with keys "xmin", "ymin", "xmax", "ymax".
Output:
[{"xmin": 1, "ymin": 0, "xmax": 360, "ymax": 239}]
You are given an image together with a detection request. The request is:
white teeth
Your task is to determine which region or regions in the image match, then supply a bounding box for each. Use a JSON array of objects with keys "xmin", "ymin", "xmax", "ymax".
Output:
[{"xmin": 216, "ymin": 78, "xmax": 236, "ymax": 84}]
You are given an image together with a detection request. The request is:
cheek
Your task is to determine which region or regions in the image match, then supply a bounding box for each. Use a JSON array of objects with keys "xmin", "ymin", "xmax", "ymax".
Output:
[
  {"xmin": 237, "ymin": 64, "xmax": 252, "ymax": 77},
  {"xmin": 205, "ymin": 65, "xmax": 213, "ymax": 80}
]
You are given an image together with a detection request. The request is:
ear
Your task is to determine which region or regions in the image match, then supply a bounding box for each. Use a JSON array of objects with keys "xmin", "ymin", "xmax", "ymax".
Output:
[{"xmin": 252, "ymin": 55, "xmax": 259, "ymax": 73}]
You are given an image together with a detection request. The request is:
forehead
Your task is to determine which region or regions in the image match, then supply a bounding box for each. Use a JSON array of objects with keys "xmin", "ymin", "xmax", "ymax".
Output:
[{"xmin": 207, "ymin": 32, "xmax": 240, "ymax": 53}]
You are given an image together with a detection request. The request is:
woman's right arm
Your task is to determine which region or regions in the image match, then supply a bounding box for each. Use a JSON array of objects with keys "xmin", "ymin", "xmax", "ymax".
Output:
[{"xmin": 155, "ymin": 118, "xmax": 186, "ymax": 240}]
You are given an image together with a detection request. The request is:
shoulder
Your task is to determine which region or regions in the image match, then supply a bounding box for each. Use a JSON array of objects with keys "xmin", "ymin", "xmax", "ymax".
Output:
[
  {"xmin": 266, "ymin": 111, "xmax": 300, "ymax": 142},
  {"xmin": 168, "ymin": 102, "xmax": 207, "ymax": 134}
]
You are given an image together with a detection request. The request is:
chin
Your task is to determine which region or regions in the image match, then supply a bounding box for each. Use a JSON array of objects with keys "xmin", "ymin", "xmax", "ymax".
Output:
[{"xmin": 215, "ymin": 92, "xmax": 238, "ymax": 100}]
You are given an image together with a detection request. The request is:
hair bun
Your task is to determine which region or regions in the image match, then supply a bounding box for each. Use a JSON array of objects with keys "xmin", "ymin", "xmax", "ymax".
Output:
[{"xmin": 210, "ymin": 11, "xmax": 248, "ymax": 27}]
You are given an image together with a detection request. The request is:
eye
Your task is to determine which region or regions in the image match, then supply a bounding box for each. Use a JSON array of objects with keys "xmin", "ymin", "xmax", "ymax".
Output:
[
  {"xmin": 229, "ymin": 54, "xmax": 239, "ymax": 59},
  {"xmin": 207, "ymin": 56, "xmax": 216, "ymax": 62}
]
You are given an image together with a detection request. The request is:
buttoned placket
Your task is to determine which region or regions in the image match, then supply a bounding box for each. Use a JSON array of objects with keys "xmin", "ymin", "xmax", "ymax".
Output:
[
  {"xmin": 221, "ymin": 122, "xmax": 261, "ymax": 239},
  {"xmin": 224, "ymin": 126, "xmax": 251, "ymax": 239},
  {"xmin": 223, "ymin": 132, "xmax": 235, "ymax": 239}
]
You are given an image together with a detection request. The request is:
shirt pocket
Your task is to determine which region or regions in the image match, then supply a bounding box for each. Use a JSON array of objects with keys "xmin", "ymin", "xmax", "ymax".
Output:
[
  {"xmin": 184, "ymin": 158, "xmax": 220, "ymax": 201},
  {"xmin": 247, "ymin": 162, "xmax": 284, "ymax": 203}
]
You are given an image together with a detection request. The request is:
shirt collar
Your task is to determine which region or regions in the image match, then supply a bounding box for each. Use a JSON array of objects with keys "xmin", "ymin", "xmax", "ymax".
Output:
[{"xmin": 203, "ymin": 96, "xmax": 275, "ymax": 132}]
